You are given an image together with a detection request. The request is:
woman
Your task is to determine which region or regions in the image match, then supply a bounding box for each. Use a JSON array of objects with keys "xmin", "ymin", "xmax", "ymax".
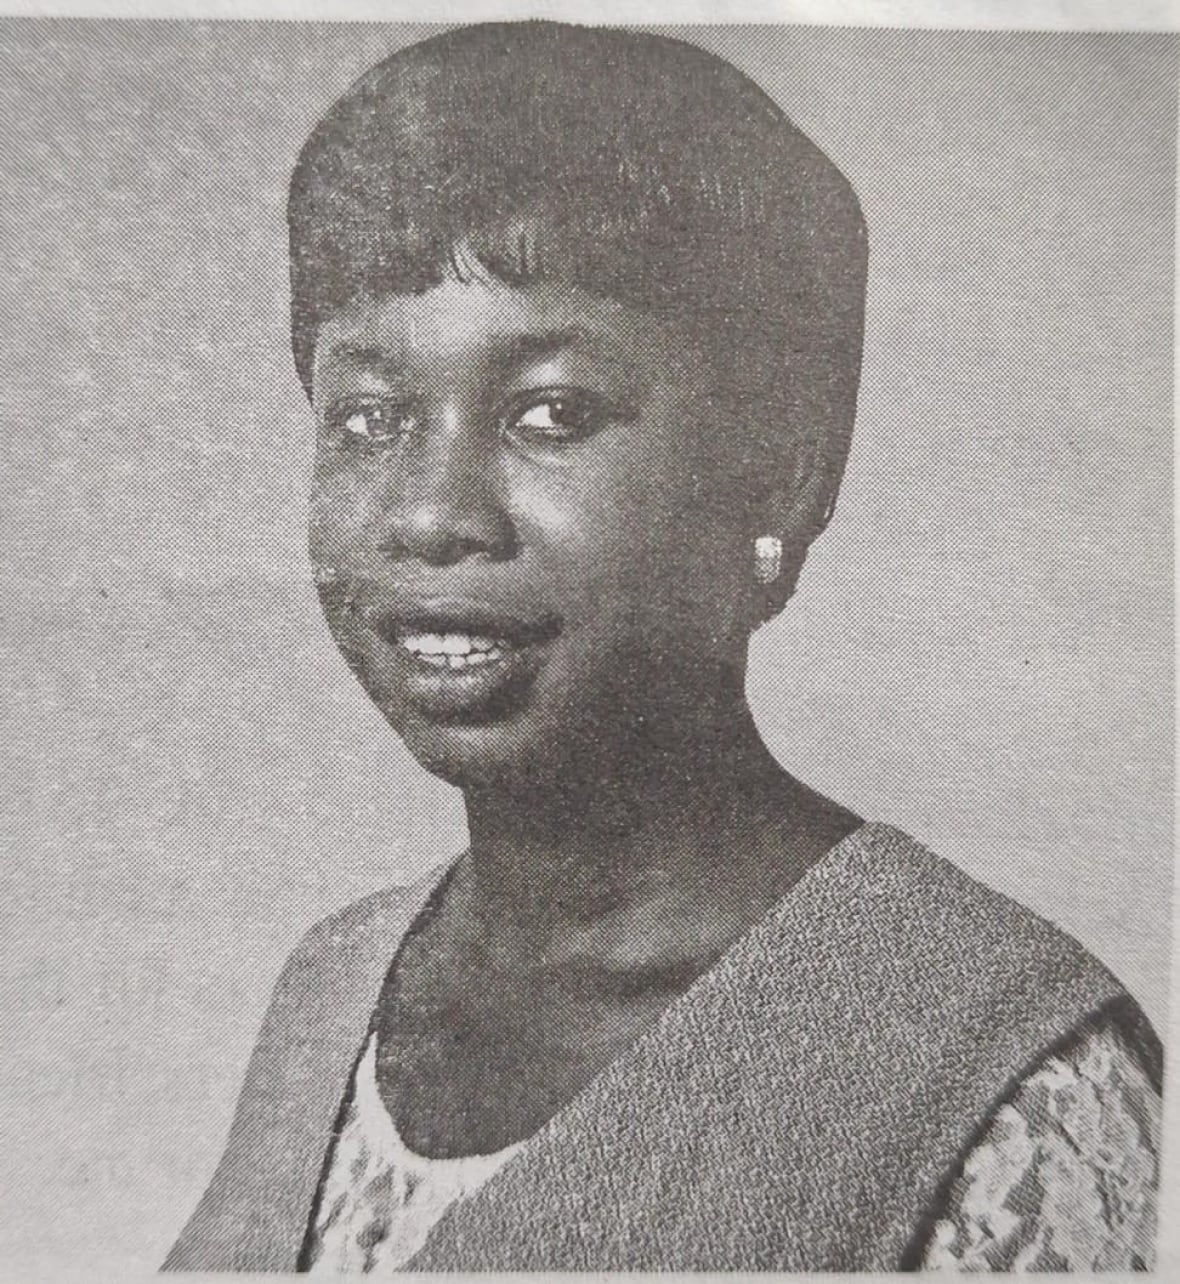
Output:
[{"xmin": 165, "ymin": 22, "xmax": 1161, "ymax": 1273}]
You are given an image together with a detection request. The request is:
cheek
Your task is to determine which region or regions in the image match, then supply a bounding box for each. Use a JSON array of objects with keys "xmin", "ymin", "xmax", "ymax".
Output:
[
  {"xmin": 514, "ymin": 457, "xmax": 669, "ymax": 610},
  {"xmin": 307, "ymin": 460, "xmax": 376, "ymax": 569},
  {"xmin": 515, "ymin": 438, "xmax": 750, "ymax": 640},
  {"xmin": 624, "ymin": 433, "xmax": 755, "ymax": 642}
]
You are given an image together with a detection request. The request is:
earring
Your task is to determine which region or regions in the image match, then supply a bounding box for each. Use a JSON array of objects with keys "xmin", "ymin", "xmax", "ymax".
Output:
[{"xmin": 753, "ymin": 535, "xmax": 783, "ymax": 585}]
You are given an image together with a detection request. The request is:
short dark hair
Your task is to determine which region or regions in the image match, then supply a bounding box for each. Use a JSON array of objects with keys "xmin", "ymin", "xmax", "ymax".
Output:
[{"xmin": 289, "ymin": 21, "xmax": 867, "ymax": 531}]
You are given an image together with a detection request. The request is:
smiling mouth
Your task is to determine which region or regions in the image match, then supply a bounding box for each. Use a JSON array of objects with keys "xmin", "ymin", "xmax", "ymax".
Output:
[{"xmin": 355, "ymin": 603, "xmax": 563, "ymax": 720}]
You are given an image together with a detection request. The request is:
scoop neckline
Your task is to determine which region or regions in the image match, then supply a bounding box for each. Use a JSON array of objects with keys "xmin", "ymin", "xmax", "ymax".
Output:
[
  {"xmin": 354, "ymin": 1028, "xmax": 526, "ymax": 1170},
  {"xmin": 368, "ymin": 818, "xmax": 879, "ymax": 1168}
]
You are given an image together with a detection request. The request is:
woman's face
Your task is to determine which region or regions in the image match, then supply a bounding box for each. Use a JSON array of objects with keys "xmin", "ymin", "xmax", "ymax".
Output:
[{"xmin": 309, "ymin": 276, "xmax": 773, "ymax": 788}]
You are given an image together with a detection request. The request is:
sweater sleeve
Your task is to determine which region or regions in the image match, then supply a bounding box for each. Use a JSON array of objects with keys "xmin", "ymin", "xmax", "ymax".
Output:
[{"xmin": 918, "ymin": 1015, "xmax": 1160, "ymax": 1272}]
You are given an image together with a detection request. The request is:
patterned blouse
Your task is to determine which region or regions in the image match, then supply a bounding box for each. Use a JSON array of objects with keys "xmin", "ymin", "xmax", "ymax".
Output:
[{"xmin": 304, "ymin": 1017, "xmax": 1160, "ymax": 1273}]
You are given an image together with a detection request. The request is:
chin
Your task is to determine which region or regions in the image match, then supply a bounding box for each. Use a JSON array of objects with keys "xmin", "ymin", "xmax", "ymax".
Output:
[{"xmin": 386, "ymin": 710, "xmax": 561, "ymax": 792}]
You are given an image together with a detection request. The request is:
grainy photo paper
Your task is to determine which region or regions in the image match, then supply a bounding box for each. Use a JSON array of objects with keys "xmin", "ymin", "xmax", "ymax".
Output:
[{"xmin": 1, "ymin": 1, "xmax": 1176, "ymax": 1280}]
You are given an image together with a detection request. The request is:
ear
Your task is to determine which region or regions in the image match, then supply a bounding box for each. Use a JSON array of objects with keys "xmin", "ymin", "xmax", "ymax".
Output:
[{"xmin": 755, "ymin": 380, "xmax": 857, "ymax": 620}]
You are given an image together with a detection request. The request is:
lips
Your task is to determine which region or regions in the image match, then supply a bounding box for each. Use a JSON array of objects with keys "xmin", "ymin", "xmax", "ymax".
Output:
[{"xmin": 354, "ymin": 597, "xmax": 564, "ymax": 722}]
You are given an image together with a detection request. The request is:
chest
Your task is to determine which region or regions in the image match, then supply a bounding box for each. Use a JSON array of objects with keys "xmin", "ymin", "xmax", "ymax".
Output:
[{"xmin": 372, "ymin": 929, "xmax": 685, "ymax": 1158}]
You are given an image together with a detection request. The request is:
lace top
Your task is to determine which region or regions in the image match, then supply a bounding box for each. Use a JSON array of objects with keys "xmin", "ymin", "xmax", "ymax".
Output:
[
  {"xmin": 922, "ymin": 1018, "xmax": 1159, "ymax": 1270},
  {"xmin": 305, "ymin": 1033, "xmax": 523, "ymax": 1274},
  {"xmin": 304, "ymin": 1016, "xmax": 1159, "ymax": 1274}
]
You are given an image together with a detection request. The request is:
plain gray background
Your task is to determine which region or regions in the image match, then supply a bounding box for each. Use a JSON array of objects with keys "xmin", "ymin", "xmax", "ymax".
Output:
[{"xmin": 0, "ymin": 20, "xmax": 1174, "ymax": 1276}]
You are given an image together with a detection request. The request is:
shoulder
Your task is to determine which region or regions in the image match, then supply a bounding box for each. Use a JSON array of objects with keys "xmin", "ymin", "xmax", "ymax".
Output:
[
  {"xmin": 270, "ymin": 861, "xmax": 451, "ymax": 1005},
  {"xmin": 724, "ymin": 822, "xmax": 1161, "ymax": 1269},
  {"xmin": 786, "ymin": 822, "xmax": 1160, "ymax": 1149},
  {"xmin": 241, "ymin": 859, "xmax": 457, "ymax": 1119},
  {"xmin": 162, "ymin": 860, "xmax": 454, "ymax": 1272},
  {"xmin": 242, "ymin": 856, "xmax": 455, "ymax": 1087},
  {"xmin": 831, "ymin": 822, "xmax": 1091, "ymax": 946},
  {"xmin": 823, "ymin": 822, "xmax": 1134, "ymax": 1012}
]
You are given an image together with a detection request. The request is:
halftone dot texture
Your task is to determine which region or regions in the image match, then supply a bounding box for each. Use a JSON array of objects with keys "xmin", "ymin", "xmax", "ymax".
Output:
[{"xmin": 0, "ymin": 19, "xmax": 1173, "ymax": 1277}]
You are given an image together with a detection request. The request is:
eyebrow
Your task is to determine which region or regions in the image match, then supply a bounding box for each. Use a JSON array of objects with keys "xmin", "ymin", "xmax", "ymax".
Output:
[
  {"xmin": 320, "ymin": 341, "xmax": 392, "ymax": 370},
  {"xmin": 495, "ymin": 325, "xmax": 597, "ymax": 368},
  {"xmin": 322, "ymin": 324, "xmax": 636, "ymax": 378}
]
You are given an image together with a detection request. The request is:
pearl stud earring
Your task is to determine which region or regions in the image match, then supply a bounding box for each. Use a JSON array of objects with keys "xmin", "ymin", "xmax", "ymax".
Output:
[{"xmin": 753, "ymin": 535, "xmax": 783, "ymax": 585}]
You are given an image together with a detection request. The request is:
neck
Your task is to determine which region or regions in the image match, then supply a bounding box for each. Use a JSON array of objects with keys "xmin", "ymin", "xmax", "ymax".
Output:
[{"xmin": 460, "ymin": 694, "xmax": 814, "ymax": 941}]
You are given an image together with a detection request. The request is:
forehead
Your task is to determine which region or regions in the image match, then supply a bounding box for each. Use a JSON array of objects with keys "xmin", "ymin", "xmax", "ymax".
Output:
[{"xmin": 312, "ymin": 277, "xmax": 711, "ymax": 386}]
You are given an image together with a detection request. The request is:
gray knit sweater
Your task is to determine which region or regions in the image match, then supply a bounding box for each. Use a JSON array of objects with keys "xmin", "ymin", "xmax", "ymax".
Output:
[{"xmin": 163, "ymin": 822, "xmax": 1158, "ymax": 1272}]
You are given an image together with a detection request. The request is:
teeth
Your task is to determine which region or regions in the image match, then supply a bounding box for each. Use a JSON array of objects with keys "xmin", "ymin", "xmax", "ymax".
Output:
[
  {"xmin": 399, "ymin": 631, "xmax": 507, "ymax": 668},
  {"xmin": 400, "ymin": 631, "xmax": 495, "ymax": 655},
  {"xmin": 423, "ymin": 647, "xmax": 503, "ymax": 670}
]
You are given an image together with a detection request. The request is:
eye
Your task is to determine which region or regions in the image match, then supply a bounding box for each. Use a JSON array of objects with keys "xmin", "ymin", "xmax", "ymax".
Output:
[
  {"xmin": 343, "ymin": 409, "xmax": 374, "ymax": 438},
  {"xmin": 324, "ymin": 400, "xmax": 414, "ymax": 449},
  {"xmin": 505, "ymin": 391, "xmax": 610, "ymax": 445}
]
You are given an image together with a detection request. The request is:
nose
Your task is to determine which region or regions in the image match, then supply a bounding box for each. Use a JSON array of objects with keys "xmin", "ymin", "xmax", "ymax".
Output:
[{"xmin": 373, "ymin": 411, "xmax": 518, "ymax": 567}]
